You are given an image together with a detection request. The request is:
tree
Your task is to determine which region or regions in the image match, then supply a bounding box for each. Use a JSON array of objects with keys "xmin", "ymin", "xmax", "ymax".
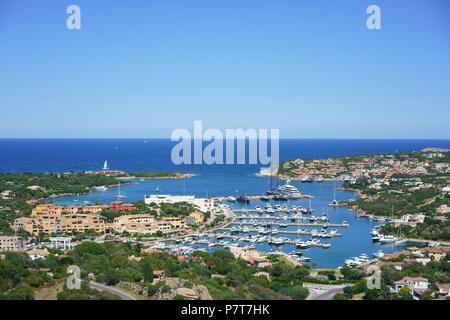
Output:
[
  {"xmin": 395, "ymin": 286, "xmax": 413, "ymax": 300},
  {"xmin": 333, "ymin": 293, "xmax": 349, "ymax": 300},
  {"xmin": 142, "ymin": 258, "xmax": 154, "ymax": 283},
  {"xmin": 104, "ymin": 269, "xmax": 121, "ymax": 286},
  {"xmin": 363, "ymin": 289, "xmax": 380, "ymax": 300},
  {"xmin": 343, "ymin": 286, "xmax": 353, "ymax": 298}
]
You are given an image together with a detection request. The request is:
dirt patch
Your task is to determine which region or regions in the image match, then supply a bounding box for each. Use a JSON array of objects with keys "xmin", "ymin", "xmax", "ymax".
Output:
[{"xmin": 34, "ymin": 280, "xmax": 65, "ymax": 300}]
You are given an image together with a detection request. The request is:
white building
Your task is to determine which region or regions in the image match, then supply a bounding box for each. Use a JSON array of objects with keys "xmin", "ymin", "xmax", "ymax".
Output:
[
  {"xmin": 49, "ymin": 237, "xmax": 73, "ymax": 250},
  {"xmin": 437, "ymin": 283, "xmax": 450, "ymax": 296},
  {"xmin": 393, "ymin": 277, "xmax": 430, "ymax": 293},
  {"xmin": 144, "ymin": 194, "xmax": 214, "ymax": 213},
  {"xmin": 26, "ymin": 248, "xmax": 50, "ymax": 260}
]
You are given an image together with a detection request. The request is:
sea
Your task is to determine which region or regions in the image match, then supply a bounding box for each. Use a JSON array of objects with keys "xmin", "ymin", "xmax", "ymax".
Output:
[{"xmin": 1, "ymin": 138, "xmax": 449, "ymax": 268}]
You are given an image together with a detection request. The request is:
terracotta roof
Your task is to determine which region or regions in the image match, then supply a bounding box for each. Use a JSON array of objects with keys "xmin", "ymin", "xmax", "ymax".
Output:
[
  {"xmin": 381, "ymin": 250, "xmax": 411, "ymax": 260},
  {"xmin": 153, "ymin": 270, "xmax": 165, "ymax": 275},
  {"xmin": 394, "ymin": 276, "xmax": 429, "ymax": 285},
  {"xmin": 26, "ymin": 249, "xmax": 49, "ymax": 256},
  {"xmin": 437, "ymin": 283, "xmax": 450, "ymax": 291}
]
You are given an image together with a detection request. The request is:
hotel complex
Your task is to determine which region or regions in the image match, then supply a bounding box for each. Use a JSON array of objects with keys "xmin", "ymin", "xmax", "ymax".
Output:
[
  {"xmin": 12, "ymin": 196, "xmax": 210, "ymax": 236},
  {"xmin": 144, "ymin": 194, "xmax": 214, "ymax": 213}
]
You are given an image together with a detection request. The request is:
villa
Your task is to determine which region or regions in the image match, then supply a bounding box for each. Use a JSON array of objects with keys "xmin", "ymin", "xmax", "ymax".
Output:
[
  {"xmin": 393, "ymin": 277, "xmax": 430, "ymax": 295},
  {"xmin": 26, "ymin": 248, "xmax": 50, "ymax": 260},
  {"xmin": 437, "ymin": 283, "xmax": 450, "ymax": 297}
]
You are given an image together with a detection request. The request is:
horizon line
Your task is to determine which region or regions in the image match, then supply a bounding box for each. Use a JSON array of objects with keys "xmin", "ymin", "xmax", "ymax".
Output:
[{"xmin": 0, "ymin": 137, "xmax": 449, "ymax": 140}]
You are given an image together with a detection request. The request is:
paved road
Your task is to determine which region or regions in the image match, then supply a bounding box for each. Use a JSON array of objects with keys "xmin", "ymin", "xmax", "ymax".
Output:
[
  {"xmin": 88, "ymin": 282, "xmax": 137, "ymax": 300},
  {"xmin": 305, "ymin": 284, "xmax": 347, "ymax": 300}
]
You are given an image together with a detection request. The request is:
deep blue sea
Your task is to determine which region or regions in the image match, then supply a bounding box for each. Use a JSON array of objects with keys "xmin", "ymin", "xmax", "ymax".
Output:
[{"xmin": 1, "ymin": 138, "xmax": 449, "ymax": 267}]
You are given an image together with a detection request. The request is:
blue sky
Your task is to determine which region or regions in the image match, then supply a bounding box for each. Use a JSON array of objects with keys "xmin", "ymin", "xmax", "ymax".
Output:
[{"xmin": 0, "ymin": 0, "xmax": 449, "ymax": 138}]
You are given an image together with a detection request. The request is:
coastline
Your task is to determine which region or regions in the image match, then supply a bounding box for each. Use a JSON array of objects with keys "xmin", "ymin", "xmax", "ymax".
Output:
[
  {"xmin": 44, "ymin": 181, "xmax": 134, "ymax": 202},
  {"xmin": 117, "ymin": 173, "xmax": 194, "ymax": 180}
]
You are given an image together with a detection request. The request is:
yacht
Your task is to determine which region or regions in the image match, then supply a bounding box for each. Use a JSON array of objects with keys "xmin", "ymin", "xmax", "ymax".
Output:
[
  {"xmin": 236, "ymin": 195, "xmax": 250, "ymax": 203},
  {"xmin": 116, "ymin": 183, "xmax": 126, "ymax": 199},
  {"xmin": 394, "ymin": 238, "xmax": 407, "ymax": 245},
  {"xmin": 371, "ymin": 227, "xmax": 380, "ymax": 236},
  {"xmin": 373, "ymin": 250, "xmax": 385, "ymax": 258},
  {"xmin": 226, "ymin": 196, "xmax": 236, "ymax": 202},
  {"xmin": 272, "ymin": 238, "xmax": 284, "ymax": 245},
  {"xmin": 277, "ymin": 180, "xmax": 300, "ymax": 197},
  {"xmin": 295, "ymin": 240, "xmax": 311, "ymax": 249},
  {"xmin": 329, "ymin": 199, "xmax": 339, "ymax": 206},
  {"xmin": 328, "ymin": 182, "xmax": 339, "ymax": 206},
  {"xmin": 379, "ymin": 235, "xmax": 397, "ymax": 243},
  {"xmin": 297, "ymin": 256, "xmax": 310, "ymax": 262},
  {"xmin": 260, "ymin": 196, "xmax": 270, "ymax": 201},
  {"xmin": 102, "ymin": 160, "xmax": 109, "ymax": 170}
]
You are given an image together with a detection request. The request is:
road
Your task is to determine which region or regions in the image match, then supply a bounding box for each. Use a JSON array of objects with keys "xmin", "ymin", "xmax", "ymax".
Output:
[
  {"xmin": 304, "ymin": 284, "xmax": 347, "ymax": 300},
  {"xmin": 88, "ymin": 282, "xmax": 137, "ymax": 300}
]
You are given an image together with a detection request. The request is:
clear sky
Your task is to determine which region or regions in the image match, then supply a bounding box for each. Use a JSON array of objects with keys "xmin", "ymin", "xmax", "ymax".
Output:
[{"xmin": 0, "ymin": 0, "xmax": 449, "ymax": 138}]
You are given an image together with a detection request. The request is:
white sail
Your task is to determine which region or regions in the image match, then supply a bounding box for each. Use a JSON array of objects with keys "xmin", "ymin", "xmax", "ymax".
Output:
[
  {"xmin": 116, "ymin": 182, "xmax": 126, "ymax": 198},
  {"xmin": 103, "ymin": 160, "xmax": 109, "ymax": 170}
]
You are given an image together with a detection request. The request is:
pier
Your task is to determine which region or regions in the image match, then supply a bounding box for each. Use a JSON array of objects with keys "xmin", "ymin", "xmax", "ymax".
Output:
[
  {"xmin": 229, "ymin": 221, "xmax": 348, "ymax": 228},
  {"xmin": 217, "ymin": 227, "xmax": 342, "ymax": 237},
  {"xmin": 235, "ymin": 215, "xmax": 328, "ymax": 222},
  {"xmin": 213, "ymin": 194, "xmax": 314, "ymax": 201},
  {"xmin": 233, "ymin": 209, "xmax": 312, "ymax": 213}
]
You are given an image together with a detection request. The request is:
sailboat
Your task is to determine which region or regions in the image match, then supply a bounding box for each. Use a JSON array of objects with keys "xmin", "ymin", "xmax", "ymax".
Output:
[
  {"xmin": 305, "ymin": 197, "xmax": 314, "ymax": 213},
  {"xmin": 394, "ymin": 223, "xmax": 407, "ymax": 245},
  {"xmin": 116, "ymin": 183, "xmax": 126, "ymax": 199},
  {"xmin": 328, "ymin": 182, "xmax": 339, "ymax": 206},
  {"xmin": 102, "ymin": 160, "xmax": 109, "ymax": 170}
]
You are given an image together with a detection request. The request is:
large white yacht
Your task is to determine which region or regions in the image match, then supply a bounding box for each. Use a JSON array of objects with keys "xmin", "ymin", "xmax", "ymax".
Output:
[{"xmin": 277, "ymin": 180, "xmax": 300, "ymax": 197}]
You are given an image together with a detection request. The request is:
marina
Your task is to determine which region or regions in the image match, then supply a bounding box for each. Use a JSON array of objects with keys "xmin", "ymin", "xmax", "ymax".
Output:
[
  {"xmin": 31, "ymin": 138, "xmax": 433, "ymax": 268},
  {"xmin": 53, "ymin": 179, "xmax": 412, "ymax": 268}
]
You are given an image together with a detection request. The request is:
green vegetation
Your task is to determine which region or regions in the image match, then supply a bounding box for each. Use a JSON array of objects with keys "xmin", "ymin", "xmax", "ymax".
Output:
[
  {"xmin": 159, "ymin": 202, "xmax": 198, "ymax": 218},
  {"xmin": 338, "ymin": 253, "xmax": 450, "ymax": 300},
  {"xmin": 1, "ymin": 242, "xmax": 312, "ymax": 300},
  {"xmin": 120, "ymin": 171, "xmax": 190, "ymax": 178},
  {"xmin": 381, "ymin": 217, "xmax": 450, "ymax": 241},
  {"xmin": 0, "ymin": 171, "xmax": 120, "ymax": 235},
  {"xmin": 0, "ymin": 252, "xmax": 52, "ymax": 300}
]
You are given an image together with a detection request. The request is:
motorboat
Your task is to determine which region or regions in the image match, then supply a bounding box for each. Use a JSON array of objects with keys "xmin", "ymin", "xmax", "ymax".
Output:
[
  {"xmin": 379, "ymin": 235, "xmax": 397, "ymax": 243},
  {"xmin": 373, "ymin": 250, "xmax": 385, "ymax": 258}
]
